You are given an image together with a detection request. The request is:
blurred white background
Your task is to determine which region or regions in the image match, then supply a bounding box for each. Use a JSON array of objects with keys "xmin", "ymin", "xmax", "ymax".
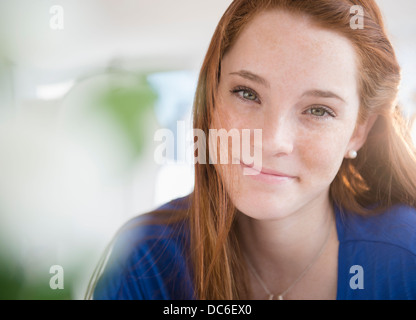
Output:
[{"xmin": 0, "ymin": 0, "xmax": 414, "ymax": 299}]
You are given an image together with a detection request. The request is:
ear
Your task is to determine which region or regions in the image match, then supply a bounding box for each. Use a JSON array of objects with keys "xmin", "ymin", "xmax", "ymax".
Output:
[{"xmin": 345, "ymin": 114, "xmax": 378, "ymax": 158}]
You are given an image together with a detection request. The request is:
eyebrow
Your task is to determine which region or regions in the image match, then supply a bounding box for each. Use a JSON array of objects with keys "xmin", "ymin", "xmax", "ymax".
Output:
[
  {"xmin": 229, "ymin": 70, "xmax": 270, "ymax": 88},
  {"xmin": 301, "ymin": 89, "xmax": 346, "ymax": 103}
]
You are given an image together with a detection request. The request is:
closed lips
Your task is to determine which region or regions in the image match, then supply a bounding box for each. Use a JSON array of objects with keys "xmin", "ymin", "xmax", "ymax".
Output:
[{"xmin": 240, "ymin": 161, "xmax": 295, "ymax": 178}]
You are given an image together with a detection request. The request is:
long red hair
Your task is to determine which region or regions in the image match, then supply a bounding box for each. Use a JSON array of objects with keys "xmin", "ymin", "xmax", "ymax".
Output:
[{"xmin": 190, "ymin": 0, "xmax": 416, "ymax": 299}]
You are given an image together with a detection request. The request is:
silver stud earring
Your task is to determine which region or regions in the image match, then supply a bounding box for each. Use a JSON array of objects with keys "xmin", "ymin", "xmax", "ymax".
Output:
[{"xmin": 348, "ymin": 150, "xmax": 357, "ymax": 159}]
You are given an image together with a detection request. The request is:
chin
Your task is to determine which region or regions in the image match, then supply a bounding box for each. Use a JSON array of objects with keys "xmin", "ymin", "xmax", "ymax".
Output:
[{"xmin": 233, "ymin": 196, "xmax": 296, "ymax": 221}]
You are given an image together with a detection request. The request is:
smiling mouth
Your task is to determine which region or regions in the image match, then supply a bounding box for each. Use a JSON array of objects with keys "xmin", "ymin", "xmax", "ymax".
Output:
[{"xmin": 240, "ymin": 161, "xmax": 295, "ymax": 177}]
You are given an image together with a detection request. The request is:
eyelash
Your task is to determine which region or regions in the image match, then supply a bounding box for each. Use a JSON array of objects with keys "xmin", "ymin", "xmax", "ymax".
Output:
[
  {"xmin": 303, "ymin": 105, "xmax": 336, "ymax": 119},
  {"xmin": 230, "ymin": 86, "xmax": 336, "ymax": 119},
  {"xmin": 230, "ymin": 86, "xmax": 261, "ymax": 104}
]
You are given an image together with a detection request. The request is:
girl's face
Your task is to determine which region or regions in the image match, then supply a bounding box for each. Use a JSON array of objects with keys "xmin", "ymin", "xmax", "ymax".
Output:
[{"xmin": 213, "ymin": 10, "xmax": 373, "ymax": 220}]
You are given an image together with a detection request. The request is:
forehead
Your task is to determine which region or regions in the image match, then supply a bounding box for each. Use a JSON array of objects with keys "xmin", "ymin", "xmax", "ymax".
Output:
[{"xmin": 222, "ymin": 10, "xmax": 358, "ymax": 98}]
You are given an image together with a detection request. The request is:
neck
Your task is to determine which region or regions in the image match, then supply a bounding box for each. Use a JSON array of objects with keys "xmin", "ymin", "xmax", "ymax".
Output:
[{"xmin": 236, "ymin": 194, "xmax": 337, "ymax": 298}]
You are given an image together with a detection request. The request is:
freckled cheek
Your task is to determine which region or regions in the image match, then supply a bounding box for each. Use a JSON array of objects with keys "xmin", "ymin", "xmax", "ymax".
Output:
[
  {"xmin": 296, "ymin": 129, "xmax": 347, "ymax": 182},
  {"xmin": 215, "ymin": 105, "xmax": 251, "ymax": 129}
]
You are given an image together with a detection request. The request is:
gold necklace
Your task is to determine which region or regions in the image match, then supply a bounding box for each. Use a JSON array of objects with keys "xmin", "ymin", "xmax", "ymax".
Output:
[{"xmin": 244, "ymin": 223, "xmax": 332, "ymax": 300}]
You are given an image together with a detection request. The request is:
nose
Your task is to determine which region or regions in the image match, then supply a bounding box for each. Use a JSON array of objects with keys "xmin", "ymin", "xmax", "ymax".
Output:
[{"xmin": 261, "ymin": 114, "xmax": 294, "ymax": 157}]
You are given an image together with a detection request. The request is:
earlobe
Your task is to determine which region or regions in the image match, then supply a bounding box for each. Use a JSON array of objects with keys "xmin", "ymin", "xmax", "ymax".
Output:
[
  {"xmin": 346, "ymin": 114, "xmax": 378, "ymax": 158},
  {"xmin": 347, "ymin": 150, "xmax": 358, "ymax": 159}
]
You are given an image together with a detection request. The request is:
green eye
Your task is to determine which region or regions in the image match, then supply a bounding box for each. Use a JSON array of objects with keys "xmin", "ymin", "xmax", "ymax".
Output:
[
  {"xmin": 310, "ymin": 107, "xmax": 326, "ymax": 116},
  {"xmin": 231, "ymin": 87, "xmax": 260, "ymax": 103},
  {"xmin": 305, "ymin": 106, "xmax": 336, "ymax": 119},
  {"xmin": 242, "ymin": 91, "xmax": 257, "ymax": 101}
]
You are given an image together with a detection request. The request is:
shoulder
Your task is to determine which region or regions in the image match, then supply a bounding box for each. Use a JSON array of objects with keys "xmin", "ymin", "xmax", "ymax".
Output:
[
  {"xmin": 93, "ymin": 194, "xmax": 194, "ymax": 300},
  {"xmin": 336, "ymin": 203, "xmax": 416, "ymax": 255},
  {"xmin": 335, "ymin": 203, "xmax": 416, "ymax": 299},
  {"xmin": 117, "ymin": 194, "xmax": 191, "ymax": 243},
  {"xmin": 106, "ymin": 195, "xmax": 191, "ymax": 260}
]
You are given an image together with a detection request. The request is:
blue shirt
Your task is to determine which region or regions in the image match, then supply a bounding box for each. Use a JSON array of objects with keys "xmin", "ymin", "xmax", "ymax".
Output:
[{"xmin": 93, "ymin": 195, "xmax": 416, "ymax": 300}]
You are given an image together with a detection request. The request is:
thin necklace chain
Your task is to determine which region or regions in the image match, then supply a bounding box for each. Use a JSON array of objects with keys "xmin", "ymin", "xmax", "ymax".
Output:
[{"xmin": 244, "ymin": 221, "xmax": 333, "ymax": 300}]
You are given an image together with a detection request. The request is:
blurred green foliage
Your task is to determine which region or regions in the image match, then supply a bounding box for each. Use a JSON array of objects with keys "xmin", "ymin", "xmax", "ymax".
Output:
[
  {"xmin": 0, "ymin": 251, "xmax": 73, "ymax": 300},
  {"xmin": 0, "ymin": 253, "xmax": 23, "ymax": 299},
  {"xmin": 94, "ymin": 72, "xmax": 158, "ymax": 165},
  {"xmin": 0, "ymin": 71, "xmax": 158, "ymax": 300}
]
